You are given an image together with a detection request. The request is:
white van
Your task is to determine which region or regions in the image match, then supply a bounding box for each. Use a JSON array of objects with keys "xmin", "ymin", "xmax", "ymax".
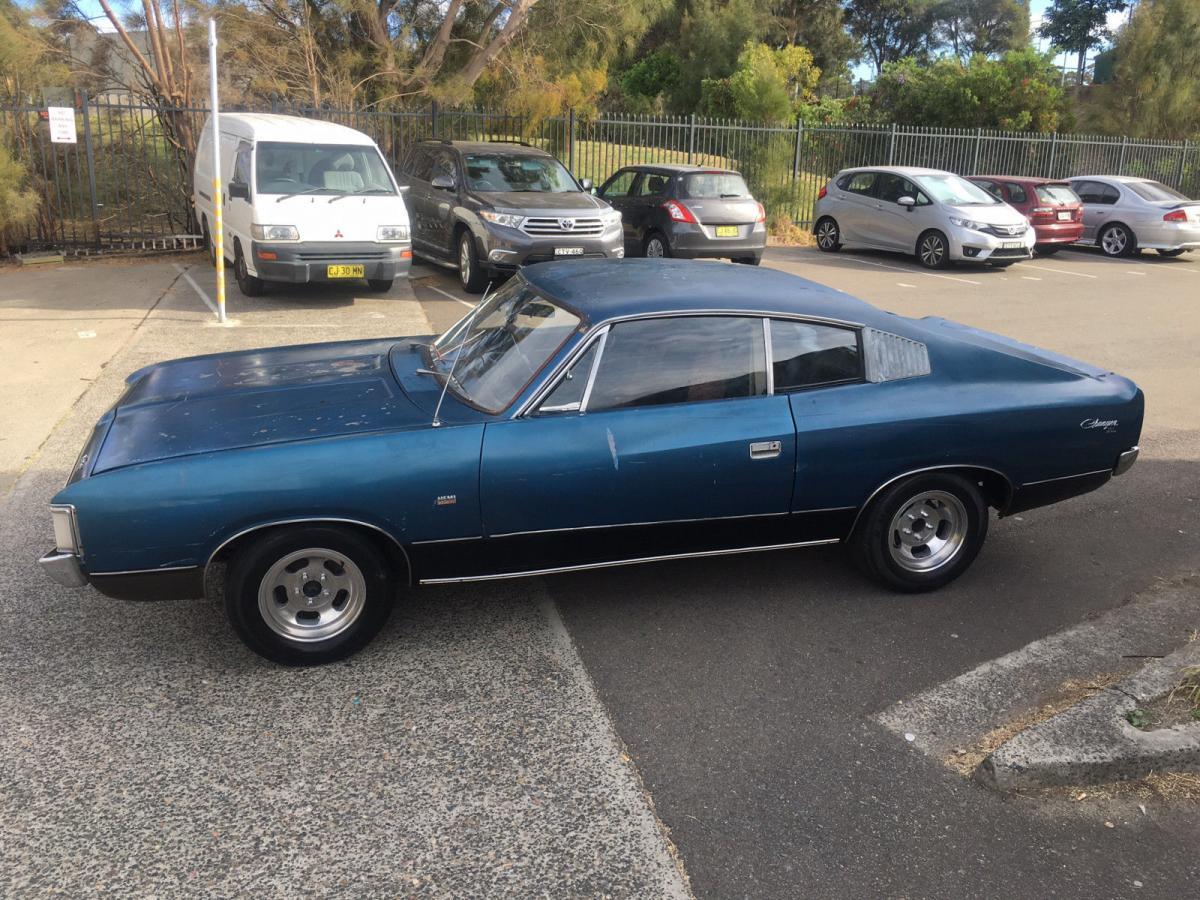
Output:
[{"xmin": 193, "ymin": 113, "xmax": 412, "ymax": 296}]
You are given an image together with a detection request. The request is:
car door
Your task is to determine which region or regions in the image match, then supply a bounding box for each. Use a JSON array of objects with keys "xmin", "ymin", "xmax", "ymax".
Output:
[
  {"xmin": 1002, "ymin": 181, "xmax": 1032, "ymax": 219},
  {"xmin": 474, "ymin": 315, "xmax": 801, "ymax": 576},
  {"xmin": 425, "ymin": 149, "xmax": 461, "ymax": 258},
  {"xmin": 626, "ymin": 170, "xmax": 670, "ymax": 249},
  {"xmin": 870, "ymin": 173, "xmax": 929, "ymax": 251},
  {"xmin": 225, "ymin": 141, "xmax": 254, "ymax": 264},
  {"xmin": 401, "ymin": 147, "xmax": 435, "ymax": 251},
  {"xmin": 832, "ymin": 171, "xmax": 879, "ymax": 244},
  {"xmin": 598, "ymin": 168, "xmax": 640, "ymax": 251},
  {"xmin": 1074, "ymin": 180, "xmax": 1118, "ymax": 241}
]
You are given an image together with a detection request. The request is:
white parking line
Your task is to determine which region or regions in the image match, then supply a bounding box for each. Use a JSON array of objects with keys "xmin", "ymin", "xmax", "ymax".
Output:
[
  {"xmin": 173, "ymin": 264, "xmax": 219, "ymax": 318},
  {"xmin": 415, "ymin": 279, "xmax": 475, "ymax": 309},
  {"xmin": 1126, "ymin": 271, "xmax": 1146, "ymax": 276},
  {"xmin": 827, "ymin": 255, "xmax": 982, "ymax": 285},
  {"xmin": 1021, "ymin": 264, "xmax": 1097, "ymax": 279},
  {"xmin": 1021, "ymin": 276, "xmax": 1042, "ymax": 281},
  {"xmin": 896, "ymin": 282, "xmax": 916, "ymax": 288}
]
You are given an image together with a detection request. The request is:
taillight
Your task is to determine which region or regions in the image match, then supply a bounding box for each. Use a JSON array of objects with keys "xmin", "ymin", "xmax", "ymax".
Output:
[
  {"xmin": 817, "ymin": 184, "xmax": 828, "ymax": 200},
  {"xmin": 754, "ymin": 201, "xmax": 766, "ymax": 223},
  {"xmin": 663, "ymin": 200, "xmax": 697, "ymax": 224},
  {"xmin": 1164, "ymin": 209, "xmax": 1188, "ymax": 223}
]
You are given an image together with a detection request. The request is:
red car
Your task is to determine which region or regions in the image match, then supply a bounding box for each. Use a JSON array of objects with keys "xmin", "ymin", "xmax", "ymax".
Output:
[{"xmin": 968, "ymin": 176, "xmax": 1084, "ymax": 255}]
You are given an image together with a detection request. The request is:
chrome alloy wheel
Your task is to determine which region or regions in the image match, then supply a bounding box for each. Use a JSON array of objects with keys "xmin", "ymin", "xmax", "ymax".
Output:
[
  {"xmin": 887, "ymin": 491, "xmax": 968, "ymax": 572},
  {"xmin": 646, "ymin": 236, "xmax": 666, "ymax": 257},
  {"xmin": 257, "ymin": 547, "xmax": 367, "ymax": 642},
  {"xmin": 816, "ymin": 220, "xmax": 838, "ymax": 249},
  {"xmin": 459, "ymin": 236, "xmax": 472, "ymax": 285},
  {"xmin": 919, "ymin": 233, "xmax": 945, "ymax": 267},
  {"xmin": 1101, "ymin": 226, "xmax": 1128, "ymax": 256}
]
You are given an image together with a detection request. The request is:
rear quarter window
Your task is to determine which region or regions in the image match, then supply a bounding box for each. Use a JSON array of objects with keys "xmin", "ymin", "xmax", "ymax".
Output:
[{"xmin": 769, "ymin": 320, "xmax": 861, "ymax": 390}]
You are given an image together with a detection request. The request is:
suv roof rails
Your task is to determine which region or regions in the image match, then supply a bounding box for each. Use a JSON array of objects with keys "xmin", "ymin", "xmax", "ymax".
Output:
[{"xmin": 487, "ymin": 139, "xmax": 534, "ymax": 148}]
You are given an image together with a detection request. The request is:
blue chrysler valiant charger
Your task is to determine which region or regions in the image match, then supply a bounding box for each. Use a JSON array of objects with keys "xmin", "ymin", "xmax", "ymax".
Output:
[{"xmin": 40, "ymin": 260, "xmax": 1142, "ymax": 665}]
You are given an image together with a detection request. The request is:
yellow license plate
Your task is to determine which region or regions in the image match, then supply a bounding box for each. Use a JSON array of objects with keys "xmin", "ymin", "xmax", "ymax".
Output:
[
  {"xmin": 327, "ymin": 264, "xmax": 364, "ymax": 278},
  {"xmin": 715, "ymin": 225, "xmax": 739, "ymax": 237}
]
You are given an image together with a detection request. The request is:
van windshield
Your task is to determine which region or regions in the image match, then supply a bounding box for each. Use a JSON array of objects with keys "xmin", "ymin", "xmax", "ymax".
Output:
[{"xmin": 255, "ymin": 142, "xmax": 397, "ymax": 196}]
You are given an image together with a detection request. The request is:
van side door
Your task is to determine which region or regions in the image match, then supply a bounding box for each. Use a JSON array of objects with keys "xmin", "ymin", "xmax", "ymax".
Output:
[{"xmin": 225, "ymin": 141, "xmax": 254, "ymax": 266}]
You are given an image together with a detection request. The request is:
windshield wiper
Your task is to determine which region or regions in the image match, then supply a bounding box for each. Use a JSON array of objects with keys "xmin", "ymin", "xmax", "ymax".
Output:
[
  {"xmin": 275, "ymin": 187, "xmax": 326, "ymax": 203},
  {"xmin": 328, "ymin": 188, "xmax": 396, "ymax": 203}
]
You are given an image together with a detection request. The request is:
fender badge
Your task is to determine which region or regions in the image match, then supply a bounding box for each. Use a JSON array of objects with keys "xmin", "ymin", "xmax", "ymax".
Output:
[
  {"xmin": 436, "ymin": 494, "xmax": 457, "ymax": 506},
  {"xmin": 1080, "ymin": 417, "xmax": 1118, "ymax": 433}
]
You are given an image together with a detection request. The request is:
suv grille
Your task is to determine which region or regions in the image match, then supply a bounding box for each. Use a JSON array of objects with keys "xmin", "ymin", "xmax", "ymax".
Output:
[{"xmin": 522, "ymin": 217, "xmax": 604, "ymax": 236}]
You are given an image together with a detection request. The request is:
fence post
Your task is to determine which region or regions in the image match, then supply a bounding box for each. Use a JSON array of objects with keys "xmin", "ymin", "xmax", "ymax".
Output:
[
  {"xmin": 430, "ymin": 100, "xmax": 438, "ymax": 139},
  {"xmin": 1047, "ymin": 132, "xmax": 1058, "ymax": 178},
  {"xmin": 688, "ymin": 113, "xmax": 696, "ymax": 165},
  {"xmin": 971, "ymin": 127, "xmax": 982, "ymax": 174},
  {"xmin": 887, "ymin": 123, "xmax": 897, "ymax": 165},
  {"xmin": 1117, "ymin": 135, "xmax": 1128, "ymax": 174},
  {"xmin": 567, "ymin": 107, "xmax": 575, "ymax": 175},
  {"xmin": 80, "ymin": 91, "xmax": 101, "ymax": 247},
  {"xmin": 1176, "ymin": 140, "xmax": 1189, "ymax": 190},
  {"xmin": 792, "ymin": 115, "xmax": 803, "ymax": 179}
]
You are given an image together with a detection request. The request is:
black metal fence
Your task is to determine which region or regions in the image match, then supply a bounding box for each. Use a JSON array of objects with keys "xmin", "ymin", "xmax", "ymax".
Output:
[{"xmin": 3, "ymin": 94, "xmax": 1197, "ymax": 253}]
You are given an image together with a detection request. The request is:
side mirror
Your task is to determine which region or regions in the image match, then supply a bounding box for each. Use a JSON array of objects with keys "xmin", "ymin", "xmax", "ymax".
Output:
[
  {"xmin": 397, "ymin": 184, "xmax": 411, "ymax": 193},
  {"xmin": 579, "ymin": 177, "xmax": 593, "ymax": 191},
  {"xmin": 431, "ymin": 174, "xmax": 455, "ymax": 191},
  {"xmin": 897, "ymin": 195, "xmax": 916, "ymax": 209},
  {"xmin": 228, "ymin": 182, "xmax": 250, "ymax": 201}
]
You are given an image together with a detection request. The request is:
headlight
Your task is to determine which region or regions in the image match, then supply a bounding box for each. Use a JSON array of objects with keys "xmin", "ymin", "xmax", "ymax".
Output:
[
  {"xmin": 376, "ymin": 225, "xmax": 410, "ymax": 242},
  {"xmin": 251, "ymin": 224, "xmax": 300, "ymax": 241},
  {"xmin": 601, "ymin": 209, "xmax": 622, "ymax": 229},
  {"xmin": 948, "ymin": 217, "xmax": 986, "ymax": 232},
  {"xmin": 479, "ymin": 210, "xmax": 525, "ymax": 229},
  {"xmin": 51, "ymin": 505, "xmax": 80, "ymax": 553}
]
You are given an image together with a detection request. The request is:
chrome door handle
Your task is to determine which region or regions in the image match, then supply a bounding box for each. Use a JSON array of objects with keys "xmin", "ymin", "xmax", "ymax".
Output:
[{"xmin": 749, "ymin": 440, "xmax": 782, "ymax": 459}]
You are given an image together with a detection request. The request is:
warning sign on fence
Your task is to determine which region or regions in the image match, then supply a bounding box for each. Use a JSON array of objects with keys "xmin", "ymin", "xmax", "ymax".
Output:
[{"xmin": 47, "ymin": 107, "xmax": 77, "ymax": 144}]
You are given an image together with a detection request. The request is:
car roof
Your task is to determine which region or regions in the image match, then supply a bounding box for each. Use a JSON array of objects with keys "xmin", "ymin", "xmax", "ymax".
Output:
[
  {"xmin": 970, "ymin": 175, "xmax": 1067, "ymax": 185},
  {"xmin": 621, "ymin": 164, "xmax": 740, "ymax": 175},
  {"xmin": 520, "ymin": 259, "xmax": 891, "ymax": 328},
  {"xmin": 838, "ymin": 166, "xmax": 951, "ymax": 178},
  {"xmin": 416, "ymin": 140, "xmax": 552, "ymax": 157},
  {"xmin": 213, "ymin": 113, "xmax": 376, "ymax": 146},
  {"xmin": 1068, "ymin": 175, "xmax": 1156, "ymax": 183}
]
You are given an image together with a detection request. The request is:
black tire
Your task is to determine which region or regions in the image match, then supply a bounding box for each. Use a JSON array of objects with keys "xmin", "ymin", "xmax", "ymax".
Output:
[
  {"xmin": 457, "ymin": 229, "xmax": 489, "ymax": 293},
  {"xmin": 224, "ymin": 526, "xmax": 397, "ymax": 665},
  {"xmin": 851, "ymin": 472, "xmax": 988, "ymax": 593},
  {"xmin": 202, "ymin": 217, "xmax": 216, "ymax": 265},
  {"xmin": 234, "ymin": 243, "xmax": 265, "ymax": 297},
  {"xmin": 733, "ymin": 255, "xmax": 761, "ymax": 265},
  {"xmin": 916, "ymin": 230, "xmax": 950, "ymax": 269},
  {"xmin": 367, "ymin": 278, "xmax": 394, "ymax": 292},
  {"xmin": 1098, "ymin": 223, "xmax": 1136, "ymax": 258},
  {"xmin": 1158, "ymin": 248, "xmax": 1186, "ymax": 258},
  {"xmin": 1035, "ymin": 245, "xmax": 1061, "ymax": 256},
  {"xmin": 814, "ymin": 216, "xmax": 841, "ymax": 252},
  {"xmin": 643, "ymin": 231, "xmax": 671, "ymax": 258}
]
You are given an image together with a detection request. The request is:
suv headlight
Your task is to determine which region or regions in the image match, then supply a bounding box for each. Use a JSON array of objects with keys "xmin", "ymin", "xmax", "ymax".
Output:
[
  {"xmin": 51, "ymin": 505, "xmax": 80, "ymax": 553},
  {"xmin": 377, "ymin": 225, "xmax": 410, "ymax": 242},
  {"xmin": 251, "ymin": 224, "xmax": 300, "ymax": 241},
  {"xmin": 948, "ymin": 216, "xmax": 986, "ymax": 232},
  {"xmin": 601, "ymin": 209, "xmax": 622, "ymax": 229},
  {"xmin": 480, "ymin": 210, "xmax": 525, "ymax": 229}
]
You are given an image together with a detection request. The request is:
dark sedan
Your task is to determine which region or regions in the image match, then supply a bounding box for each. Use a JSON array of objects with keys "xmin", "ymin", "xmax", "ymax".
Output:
[{"xmin": 597, "ymin": 165, "xmax": 767, "ymax": 264}]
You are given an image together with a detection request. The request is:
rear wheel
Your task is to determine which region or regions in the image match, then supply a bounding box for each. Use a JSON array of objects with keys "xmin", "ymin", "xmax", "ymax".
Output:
[
  {"xmin": 367, "ymin": 278, "xmax": 394, "ymax": 292},
  {"xmin": 457, "ymin": 229, "xmax": 489, "ymax": 293},
  {"xmin": 1158, "ymin": 248, "xmax": 1186, "ymax": 258},
  {"xmin": 916, "ymin": 230, "xmax": 950, "ymax": 269},
  {"xmin": 814, "ymin": 217, "xmax": 841, "ymax": 252},
  {"xmin": 202, "ymin": 217, "xmax": 216, "ymax": 265},
  {"xmin": 224, "ymin": 526, "xmax": 397, "ymax": 665},
  {"xmin": 1099, "ymin": 223, "xmax": 1136, "ymax": 257},
  {"xmin": 234, "ymin": 243, "xmax": 265, "ymax": 296},
  {"xmin": 852, "ymin": 473, "xmax": 988, "ymax": 592},
  {"xmin": 644, "ymin": 232, "xmax": 671, "ymax": 258},
  {"xmin": 733, "ymin": 255, "xmax": 761, "ymax": 266}
]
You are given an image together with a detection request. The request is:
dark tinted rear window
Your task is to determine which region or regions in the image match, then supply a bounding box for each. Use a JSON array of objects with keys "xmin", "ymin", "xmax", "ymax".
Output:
[
  {"xmin": 681, "ymin": 172, "xmax": 750, "ymax": 199},
  {"xmin": 769, "ymin": 320, "xmax": 860, "ymax": 390}
]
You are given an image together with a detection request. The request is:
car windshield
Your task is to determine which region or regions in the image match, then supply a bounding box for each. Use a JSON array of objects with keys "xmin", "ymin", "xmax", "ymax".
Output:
[
  {"xmin": 1035, "ymin": 183, "xmax": 1080, "ymax": 205},
  {"xmin": 428, "ymin": 278, "xmax": 581, "ymax": 412},
  {"xmin": 463, "ymin": 153, "xmax": 578, "ymax": 193},
  {"xmin": 681, "ymin": 172, "xmax": 751, "ymax": 199},
  {"xmin": 1125, "ymin": 180, "xmax": 1190, "ymax": 202},
  {"xmin": 255, "ymin": 142, "xmax": 397, "ymax": 196},
  {"xmin": 914, "ymin": 173, "xmax": 1001, "ymax": 206}
]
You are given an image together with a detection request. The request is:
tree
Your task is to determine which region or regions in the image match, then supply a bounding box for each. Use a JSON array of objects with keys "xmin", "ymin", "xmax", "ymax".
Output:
[
  {"xmin": 768, "ymin": 1, "xmax": 856, "ymax": 80},
  {"xmin": 1038, "ymin": 0, "xmax": 1128, "ymax": 86},
  {"xmin": 1093, "ymin": 0, "xmax": 1200, "ymax": 138},
  {"xmin": 700, "ymin": 40, "xmax": 819, "ymax": 119},
  {"xmin": 937, "ymin": 0, "xmax": 1030, "ymax": 60},
  {"xmin": 844, "ymin": 0, "xmax": 943, "ymax": 75}
]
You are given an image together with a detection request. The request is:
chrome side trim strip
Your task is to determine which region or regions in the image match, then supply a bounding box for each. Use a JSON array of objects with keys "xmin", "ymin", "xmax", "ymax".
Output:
[
  {"xmin": 90, "ymin": 564, "xmax": 201, "ymax": 577},
  {"xmin": 410, "ymin": 535, "xmax": 484, "ymax": 545},
  {"xmin": 1020, "ymin": 468, "xmax": 1112, "ymax": 487},
  {"xmin": 791, "ymin": 505, "xmax": 857, "ymax": 515},
  {"xmin": 487, "ymin": 509, "xmax": 790, "ymax": 539},
  {"xmin": 204, "ymin": 517, "xmax": 413, "ymax": 586},
  {"xmin": 418, "ymin": 538, "xmax": 840, "ymax": 585},
  {"xmin": 846, "ymin": 464, "xmax": 1014, "ymax": 538}
]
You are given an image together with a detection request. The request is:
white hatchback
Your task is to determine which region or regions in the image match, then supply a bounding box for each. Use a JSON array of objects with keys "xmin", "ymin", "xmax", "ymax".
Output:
[{"xmin": 812, "ymin": 166, "xmax": 1035, "ymax": 269}]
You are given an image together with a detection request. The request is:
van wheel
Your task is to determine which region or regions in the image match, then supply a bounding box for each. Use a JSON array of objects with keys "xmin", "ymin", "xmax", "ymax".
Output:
[
  {"xmin": 234, "ymin": 244, "xmax": 265, "ymax": 297},
  {"xmin": 852, "ymin": 473, "xmax": 988, "ymax": 593},
  {"xmin": 202, "ymin": 217, "xmax": 216, "ymax": 265},
  {"xmin": 458, "ymin": 230, "xmax": 489, "ymax": 293},
  {"xmin": 224, "ymin": 526, "xmax": 396, "ymax": 665},
  {"xmin": 367, "ymin": 278, "xmax": 393, "ymax": 292}
]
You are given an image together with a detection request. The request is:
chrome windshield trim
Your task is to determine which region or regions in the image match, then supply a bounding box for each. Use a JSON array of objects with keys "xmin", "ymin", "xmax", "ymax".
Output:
[
  {"xmin": 417, "ymin": 538, "xmax": 840, "ymax": 585},
  {"xmin": 487, "ymin": 509, "xmax": 790, "ymax": 539},
  {"xmin": 578, "ymin": 326, "xmax": 610, "ymax": 413},
  {"xmin": 1020, "ymin": 468, "xmax": 1112, "ymax": 487}
]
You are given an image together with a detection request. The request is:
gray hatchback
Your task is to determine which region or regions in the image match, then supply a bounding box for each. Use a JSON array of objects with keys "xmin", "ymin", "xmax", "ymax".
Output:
[{"xmin": 597, "ymin": 165, "xmax": 767, "ymax": 264}]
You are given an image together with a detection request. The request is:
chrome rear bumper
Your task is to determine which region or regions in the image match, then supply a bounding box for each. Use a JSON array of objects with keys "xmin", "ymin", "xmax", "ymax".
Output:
[
  {"xmin": 39, "ymin": 549, "xmax": 89, "ymax": 588},
  {"xmin": 1113, "ymin": 446, "xmax": 1139, "ymax": 476}
]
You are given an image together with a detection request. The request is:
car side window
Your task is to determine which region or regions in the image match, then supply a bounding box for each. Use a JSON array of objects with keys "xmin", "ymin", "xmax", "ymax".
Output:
[
  {"xmin": 601, "ymin": 170, "xmax": 637, "ymax": 198},
  {"xmin": 1073, "ymin": 181, "xmax": 1102, "ymax": 204},
  {"xmin": 974, "ymin": 179, "xmax": 999, "ymax": 198},
  {"xmin": 1004, "ymin": 182, "xmax": 1028, "ymax": 204},
  {"xmin": 635, "ymin": 173, "xmax": 669, "ymax": 197},
  {"xmin": 231, "ymin": 143, "xmax": 252, "ymax": 188},
  {"xmin": 537, "ymin": 341, "xmax": 601, "ymax": 414},
  {"xmin": 1099, "ymin": 184, "xmax": 1120, "ymax": 205},
  {"xmin": 843, "ymin": 172, "xmax": 876, "ymax": 196},
  {"xmin": 587, "ymin": 317, "xmax": 767, "ymax": 411},
  {"xmin": 769, "ymin": 320, "xmax": 861, "ymax": 390},
  {"xmin": 408, "ymin": 148, "xmax": 433, "ymax": 182},
  {"xmin": 432, "ymin": 150, "xmax": 457, "ymax": 184}
]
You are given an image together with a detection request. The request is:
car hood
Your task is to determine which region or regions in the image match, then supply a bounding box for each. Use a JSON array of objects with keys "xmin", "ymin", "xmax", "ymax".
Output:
[
  {"xmin": 476, "ymin": 190, "xmax": 609, "ymax": 215},
  {"xmin": 92, "ymin": 338, "xmax": 427, "ymax": 473},
  {"xmin": 943, "ymin": 203, "xmax": 1028, "ymax": 226}
]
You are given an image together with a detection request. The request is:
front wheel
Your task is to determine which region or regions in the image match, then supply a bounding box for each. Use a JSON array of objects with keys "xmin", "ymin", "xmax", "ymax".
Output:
[
  {"xmin": 457, "ymin": 230, "xmax": 489, "ymax": 293},
  {"xmin": 234, "ymin": 244, "xmax": 265, "ymax": 297},
  {"xmin": 916, "ymin": 230, "xmax": 950, "ymax": 269},
  {"xmin": 851, "ymin": 473, "xmax": 988, "ymax": 592},
  {"xmin": 1158, "ymin": 248, "xmax": 1186, "ymax": 258},
  {"xmin": 814, "ymin": 217, "xmax": 841, "ymax": 252},
  {"xmin": 224, "ymin": 526, "xmax": 397, "ymax": 665},
  {"xmin": 1099, "ymin": 223, "xmax": 1136, "ymax": 258}
]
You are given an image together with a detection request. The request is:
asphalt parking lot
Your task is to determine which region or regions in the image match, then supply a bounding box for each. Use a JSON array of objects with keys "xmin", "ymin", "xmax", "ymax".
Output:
[{"xmin": 2, "ymin": 245, "xmax": 1198, "ymax": 898}]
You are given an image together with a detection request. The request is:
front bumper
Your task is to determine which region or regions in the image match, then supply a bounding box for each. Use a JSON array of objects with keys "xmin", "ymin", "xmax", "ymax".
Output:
[
  {"xmin": 39, "ymin": 549, "xmax": 89, "ymax": 587},
  {"xmin": 669, "ymin": 223, "xmax": 767, "ymax": 260},
  {"xmin": 249, "ymin": 241, "xmax": 412, "ymax": 283},
  {"xmin": 478, "ymin": 225, "xmax": 624, "ymax": 272},
  {"xmin": 948, "ymin": 225, "xmax": 1036, "ymax": 262}
]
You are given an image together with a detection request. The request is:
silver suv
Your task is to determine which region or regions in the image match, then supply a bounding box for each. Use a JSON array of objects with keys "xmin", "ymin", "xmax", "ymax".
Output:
[
  {"xmin": 813, "ymin": 166, "xmax": 1035, "ymax": 268},
  {"xmin": 1067, "ymin": 175, "xmax": 1200, "ymax": 258},
  {"xmin": 398, "ymin": 141, "xmax": 623, "ymax": 292}
]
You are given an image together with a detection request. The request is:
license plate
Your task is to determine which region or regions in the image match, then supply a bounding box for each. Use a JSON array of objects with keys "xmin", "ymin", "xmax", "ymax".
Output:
[
  {"xmin": 327, "ymin": 264, "xmax": 364, "ymax": 278},
  {"xmin": 1002, "ymin": 241, "xmax": 1024, "ymax": 250},
  {"xmin": 715, "ymin": 225, "xmax": 739, "ymax": 237},
  {"xmin": 1057, "ymin": 211, "xmax": 1072, "ymax": 221},
  {"xmin": 554, "ymin": 247, "xmax": 584, "ymax": 256}
]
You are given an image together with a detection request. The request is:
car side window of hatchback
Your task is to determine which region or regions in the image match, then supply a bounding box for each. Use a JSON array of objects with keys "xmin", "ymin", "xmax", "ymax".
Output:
[
  {"xmin": 1004, "ymin": 183, "xmax": 1028, "ymax": 204},
  {"xmin": 635, "ymin": 173, "xmax": 669, "ymax": 197},
  {"xmin": 875, "ymin": 174, "xmax": 930, "ymax": 206},
  {"xmin": 587, "ymin": 316, "xmax": 768, "ymax": 411},
  {"xmin": 600, "ymin": 169, "xmax": 637, "ymax": 198},
  {"xmin": 840, "ymin": 172, "xmax": 876, "ymax": 195}
]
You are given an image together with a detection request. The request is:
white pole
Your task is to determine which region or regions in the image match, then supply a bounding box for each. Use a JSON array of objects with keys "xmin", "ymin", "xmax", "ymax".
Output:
[{"xmin": 208, "ymin": 19, "xmax": 226, "ymax": 323}]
